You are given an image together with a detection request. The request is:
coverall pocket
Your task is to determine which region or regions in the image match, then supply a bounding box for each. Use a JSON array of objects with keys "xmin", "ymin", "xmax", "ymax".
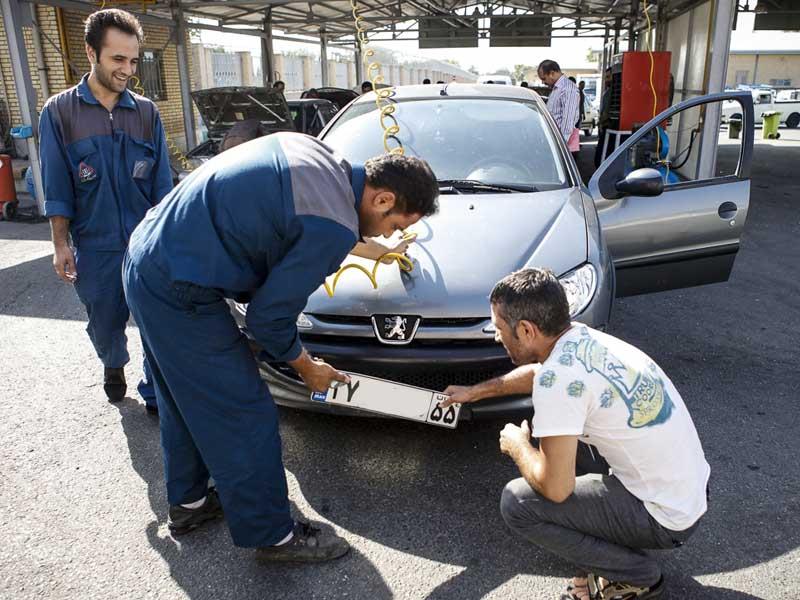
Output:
[
  {"xmin": 172, "ymin": 281, "xmax": 226, "ymax": 315},
  {"xmin": 128, "ymin": 137, "xmax": 156, "ymax": 199},
  {"xmin": 72, "ymin": 138, "xmax": 101, "ymax": 189}
]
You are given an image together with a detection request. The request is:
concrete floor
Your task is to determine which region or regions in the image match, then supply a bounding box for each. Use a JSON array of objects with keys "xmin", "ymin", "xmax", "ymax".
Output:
[{"xmin": 1, "ymin": 131, "xmax": 798, "ymax": 599}]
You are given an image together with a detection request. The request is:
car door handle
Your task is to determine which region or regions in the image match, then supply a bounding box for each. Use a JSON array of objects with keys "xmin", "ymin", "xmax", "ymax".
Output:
[{"xmin": 718, "ymin": 201, "xmax": 738, "ymax": 220}]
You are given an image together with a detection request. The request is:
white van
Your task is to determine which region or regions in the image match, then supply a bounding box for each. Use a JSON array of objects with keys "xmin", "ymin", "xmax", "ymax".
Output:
[{"xmin": 477, "ymin": 74, "xmax": 515, "ymax": 86}]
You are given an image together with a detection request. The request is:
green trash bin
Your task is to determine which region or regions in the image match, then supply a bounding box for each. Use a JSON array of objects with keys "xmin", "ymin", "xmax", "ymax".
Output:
[
  {"xmin": 762, "ymin": 111, "xmax": 782, "ymax": 140},
  {"xmin": 728, "ymin": 117, "xmax": 742, "ymax": 139}
]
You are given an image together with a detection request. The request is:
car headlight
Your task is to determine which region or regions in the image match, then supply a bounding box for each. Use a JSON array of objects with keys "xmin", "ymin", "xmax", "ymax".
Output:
[
  {"xmin": 559, "ymin": 263, "xmax": 597, "ymax": 317},
  {"xmin": 296, "ymin": 312, "xmax": 313, "ymax": 329}
]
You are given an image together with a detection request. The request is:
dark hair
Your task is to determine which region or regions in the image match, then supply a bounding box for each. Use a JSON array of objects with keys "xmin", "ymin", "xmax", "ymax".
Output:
[
  {"xmin": 520, "ymin": 81, "xmax": 529, "ymax": 88},
  {"xmin": 436, "ymin": 80, "xmax": 444, "ymax": 84},
  {"xmin": 538, "ymin": 60, "xmax": 561, "ymax": 75},
  {"xmin": 568, "ymin": 76, "xmax": 577, "ymax": 83},
  {"xmin": 361, "ymin": 80, "xmax": 373, "ymax": 90},
  {"xmin": 422, "ymin": 78, "xmax": 431, "ymax": 84},
  {"xmin": 273, "ymin": 80, "xmax": 285, "ymax": 88},
  {"xmin": 365, "ymin": 154, "xmax": 439, "ymax": 217},
  {"xmin": 486, "ymin": 80, "xmax": 495, "ymax": 84},
  {"xmin": 490, "ymin": 268, "xmax": 570, "ymax": 337},
  {"xmin": 84, "ymin": 9, "xmax": 143, "ymax": 60}
]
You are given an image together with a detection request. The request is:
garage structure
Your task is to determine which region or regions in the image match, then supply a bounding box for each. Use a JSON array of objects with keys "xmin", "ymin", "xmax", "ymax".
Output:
[{"xmin": 0, "ymin": 0, "xmax": 790, "ymax": 215}]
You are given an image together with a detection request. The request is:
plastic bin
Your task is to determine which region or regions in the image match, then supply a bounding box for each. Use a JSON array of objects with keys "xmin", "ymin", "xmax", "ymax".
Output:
[
  {"xmin": 762, "ymin": 111, "xmax": 781, "ymax": 140},
  {"xmin": 728, "ymin": 118, "xmax": 742, "ymax": 139}
]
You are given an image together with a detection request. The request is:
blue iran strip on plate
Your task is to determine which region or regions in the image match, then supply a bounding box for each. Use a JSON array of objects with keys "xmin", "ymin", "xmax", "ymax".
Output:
[{"xmin": 311, "ymin": 372, "xmax": 461, "ymax": 429}]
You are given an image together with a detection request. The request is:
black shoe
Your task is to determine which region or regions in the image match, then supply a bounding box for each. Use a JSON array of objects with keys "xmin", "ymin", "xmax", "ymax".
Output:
[
  {"xmin": 168, "ymin": 488, "xmax": 224, "ymax": 536},
  {"xmin": 255, "ymin": 519, "xmax": 350, "ymax": 563},
  {"xmin": 103, "ymin": 367, "xmax": 127, "ymax": 402}
]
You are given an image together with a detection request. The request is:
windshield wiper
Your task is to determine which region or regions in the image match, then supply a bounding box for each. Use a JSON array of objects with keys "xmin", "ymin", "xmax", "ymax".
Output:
[{"xmin": 437, "ymin": 179, "xmax": 538, "ymax": 193}]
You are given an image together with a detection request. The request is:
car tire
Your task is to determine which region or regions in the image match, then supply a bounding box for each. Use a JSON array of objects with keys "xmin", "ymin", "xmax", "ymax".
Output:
[{"xmin": 786, "ymin": 113, "xmax": 800, "ymax": 129}]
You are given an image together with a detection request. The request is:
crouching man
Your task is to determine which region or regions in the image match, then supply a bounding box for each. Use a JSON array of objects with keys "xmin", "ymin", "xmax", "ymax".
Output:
[{"xmin": 441, "ymin": 268, "xmax": 709, "ymax": 599}]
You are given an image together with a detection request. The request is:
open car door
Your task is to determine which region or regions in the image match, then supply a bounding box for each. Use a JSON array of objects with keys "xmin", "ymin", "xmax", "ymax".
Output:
[{"xmin": 589, "ymin": 91, "xmax": 754, "ymax": 297}]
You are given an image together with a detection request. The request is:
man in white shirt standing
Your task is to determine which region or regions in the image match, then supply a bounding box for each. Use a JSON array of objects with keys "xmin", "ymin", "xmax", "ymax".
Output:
[
  {"xmin": 538, "ymin": 60, "xmax": 581, "ymax": 157},
  {"xmin": 441, "ymin": 268, "xmax": 709, "ymax": 600}
]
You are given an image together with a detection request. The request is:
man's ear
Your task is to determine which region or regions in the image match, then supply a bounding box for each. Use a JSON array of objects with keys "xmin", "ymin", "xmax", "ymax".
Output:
[
  {"xmin": 86, "ymin": 44, "xmax": 97, "ymax": 65},
  {"xmin": 372, "ymin": 190, "xmax": 397, "ymax": 213},
  {"xmin": 517, "ymin": 319, "xmax": 539, "ymax": 343}
]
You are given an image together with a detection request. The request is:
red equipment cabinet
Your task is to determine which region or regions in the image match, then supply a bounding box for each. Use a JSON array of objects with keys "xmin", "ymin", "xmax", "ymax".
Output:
[
  {"xmin": 0, "ymin": 154, "xmax": 19, "ymax": 220},
  {"xmin": 608, "ymin": 51, "xmax": 672, "ymax": 131}
]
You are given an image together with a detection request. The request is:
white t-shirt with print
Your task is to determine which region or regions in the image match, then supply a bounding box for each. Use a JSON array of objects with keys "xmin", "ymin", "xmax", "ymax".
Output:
[{"xmin": 531, "ymin": 324, "xmax": 710, "ymax": 531}]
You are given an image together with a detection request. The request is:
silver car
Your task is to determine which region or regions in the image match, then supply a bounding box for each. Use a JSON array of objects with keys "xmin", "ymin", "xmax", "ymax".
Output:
[{"xmin": 235, "ymin": 85, "xmax": 754, "ymax": 420}]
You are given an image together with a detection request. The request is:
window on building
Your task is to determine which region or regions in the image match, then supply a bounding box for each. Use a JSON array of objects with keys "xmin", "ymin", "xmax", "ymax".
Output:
[
  {"xmin": 135, "ymin": 50, "xmax": 167, "ymax": 101},
  {"xmin": 735, "ymin": 70, "xmax": 749, "ymax": 85},
  {"xmin": 769, "ymin": 78, "xmax": 792, "ymax": 88}
]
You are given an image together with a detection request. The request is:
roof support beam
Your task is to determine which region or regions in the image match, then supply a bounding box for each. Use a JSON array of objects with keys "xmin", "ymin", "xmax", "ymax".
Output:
[
  {"xmin": 172, "ymin": 1, "xmax": 196, "ymax": 149},
  {"xmin": 1, "ymin": 0, "xmax": 44, "ymax": 214},
  {"xmin": 261, "ymin": 8, "xmax": 276, "ymax": 85}
]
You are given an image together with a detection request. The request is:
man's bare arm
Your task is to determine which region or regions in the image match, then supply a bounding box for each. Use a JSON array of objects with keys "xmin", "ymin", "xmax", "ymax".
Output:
[
  {"xmin": 440, "ymin": 364, "xmax": 535, "ymax": 407},
  {"xmin": 50, "ymin": 216, "xmax": 76, "ymax": 283}
]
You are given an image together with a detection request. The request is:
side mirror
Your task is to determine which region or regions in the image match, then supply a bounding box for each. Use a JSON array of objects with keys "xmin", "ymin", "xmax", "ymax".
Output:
[{"xmin": 615, "ymin": 168, "xmax": 664, "ymax": 197}]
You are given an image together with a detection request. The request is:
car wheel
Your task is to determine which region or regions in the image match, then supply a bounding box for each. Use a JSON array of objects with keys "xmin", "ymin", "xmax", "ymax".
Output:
[
  {"xmin": 786, "ymin": 113, "xmax": 800, "ymax": 129},
  {"xmin": 2, "ymin": 200, "xmax": 18, "ymax": 221}
]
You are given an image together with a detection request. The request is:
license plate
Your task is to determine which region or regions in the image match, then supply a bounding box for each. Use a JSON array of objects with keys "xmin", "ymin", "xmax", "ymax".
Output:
[{"xmin": 310, "ymin": 372, "xmax": 460, "ymax": 429}]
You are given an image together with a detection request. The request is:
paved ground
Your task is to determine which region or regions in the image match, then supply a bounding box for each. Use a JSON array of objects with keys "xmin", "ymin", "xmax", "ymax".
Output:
[{"xmin": 1, "ymin": 130, "xmax": 799, "ymax": 600}]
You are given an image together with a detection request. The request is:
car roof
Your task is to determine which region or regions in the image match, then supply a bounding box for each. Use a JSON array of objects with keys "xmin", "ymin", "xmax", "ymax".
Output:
[
  {"xmin": 352, "ymin": 83, "xmax": 545, "ymax": 106},
  {"xmin": 287, "ymin": 98, "xmax": 334, "ymax": 105}
]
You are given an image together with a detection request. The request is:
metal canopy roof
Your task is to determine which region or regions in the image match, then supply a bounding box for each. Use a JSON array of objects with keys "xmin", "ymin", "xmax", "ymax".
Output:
[{"xmin": 31, "ymin": 0, "xmax": 709, "ymax": 42}]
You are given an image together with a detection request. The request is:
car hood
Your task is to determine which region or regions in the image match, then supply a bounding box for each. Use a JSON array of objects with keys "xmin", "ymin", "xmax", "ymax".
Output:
[
  {"xmin": 191, "ymin": 87, "xmax": 294, "ymax": 139},
  {"xmin": 306, "ymin": 187, "xmax": 588, "ymax": 318}
]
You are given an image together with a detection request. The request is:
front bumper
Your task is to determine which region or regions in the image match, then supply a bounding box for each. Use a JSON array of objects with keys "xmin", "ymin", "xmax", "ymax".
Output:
[{"xmin": 251, "ymin": 338, "xmax": 533, "ymax": 421}]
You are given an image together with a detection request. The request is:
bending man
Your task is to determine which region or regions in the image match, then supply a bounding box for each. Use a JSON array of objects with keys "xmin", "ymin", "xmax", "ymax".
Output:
[{"xmin": 123, "ymin": 133, "xmax": 439, "ymax": 562}]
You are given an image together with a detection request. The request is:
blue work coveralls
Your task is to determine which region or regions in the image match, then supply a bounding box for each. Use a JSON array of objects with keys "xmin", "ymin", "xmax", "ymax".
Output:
[
  {"xmin": 123, "ymin": 133, "xmax": 364, "ymax": 547},
  {"xmin": 39, "ymin": 75, "xmax": 173, "ymax": 406}
]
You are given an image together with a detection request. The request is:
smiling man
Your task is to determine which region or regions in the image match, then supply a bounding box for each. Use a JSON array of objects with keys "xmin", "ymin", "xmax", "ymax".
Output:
[
  {"xmin": 39, "ymin": 9, "xmax": 172, "ymax": 411},
  {"xmin": 441, "ymin": 268, "xmax": 709, "ymax": 600},
  {"xmin": 123, "ymin": 134, "xmax": 438, "ymax": 562}
]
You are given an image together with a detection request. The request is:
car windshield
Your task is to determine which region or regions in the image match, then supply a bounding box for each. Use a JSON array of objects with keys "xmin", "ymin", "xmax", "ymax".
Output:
[{"xmin": 323, "ymin": 98, "xmax": 568, "ymax": 191}]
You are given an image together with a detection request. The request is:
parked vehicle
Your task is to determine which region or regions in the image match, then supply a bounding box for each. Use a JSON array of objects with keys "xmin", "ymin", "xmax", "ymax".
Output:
[
  {"xmin": 477, "ymin": 74, "xmax": 515, "ymax": 85},
  {"xmin": 722, "ymin": 88, "xmax": 800, "ymax": 128},
  {"xmin": 180, "ymin": 87, "xmax": 343, "ymax": 176},
  {"xmin": 232, "ymin": 85, "xmax": 754, "ymax": 421},
  {"xmin": 581, "ymin": 95, "xmax": 598, "ymax": 135},
  {"xmin": 300, "ymin": 86, "xmax": 359, "ymax": 110}
]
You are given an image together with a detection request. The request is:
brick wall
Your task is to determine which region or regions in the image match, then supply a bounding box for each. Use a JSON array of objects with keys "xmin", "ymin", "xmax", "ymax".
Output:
[{"xmin": 0, "ymin": 5, "xmax": 197, "ymax": 152}]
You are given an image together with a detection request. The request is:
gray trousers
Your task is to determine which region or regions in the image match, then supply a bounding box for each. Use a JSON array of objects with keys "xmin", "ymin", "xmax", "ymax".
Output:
[{"xmin": 500, "ymin": 443, "xmax": 701, "ymax": 586}]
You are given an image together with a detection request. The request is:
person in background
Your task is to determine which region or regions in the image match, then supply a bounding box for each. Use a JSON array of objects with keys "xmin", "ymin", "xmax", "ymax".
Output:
[
  {"xmin": 577, "ymin": 80, "xmax": 586, "ymax": 131},
  {"xmin": 422, "ymin": 78, "xmax": 431, "ymax": 84},
  {"xmin": 595, "ymin": 69, "xmax": 613, "ymax": 168},
  {"xmin": 436, "ymin": 80, "xmax": 445, "ymax": 84},
  {"xmin": 520, "ymin": 81, "xmax": 529, "ymax": 88},
  {"xmin": 272, "ymin": 80, "xmax": 285, "ymax": 95},
  {"xmin": 538, "ymin": 60, "xmax": 580, "ymax": 159},
  {"xmin": 361, "ymin": 81, "xmax": 373, "ymax": 94},
  {"xmin": 40, "ymin": 8, "xmax": 172, "ymax": 413}
]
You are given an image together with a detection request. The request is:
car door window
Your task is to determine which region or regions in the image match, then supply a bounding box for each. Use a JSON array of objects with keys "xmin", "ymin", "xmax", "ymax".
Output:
[{"xmin": 619, "ymin": 98, "xmax": 745, "ymax": 186}]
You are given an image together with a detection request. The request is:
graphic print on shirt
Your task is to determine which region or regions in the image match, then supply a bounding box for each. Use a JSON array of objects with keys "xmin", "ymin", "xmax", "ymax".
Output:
[
  {"xmin": 78, "ymin": 161, "xmax": 97, "ymax": 183},
  {"xmin": 564, "ymin": 328, "xmax": 674, "ymax": 428}
]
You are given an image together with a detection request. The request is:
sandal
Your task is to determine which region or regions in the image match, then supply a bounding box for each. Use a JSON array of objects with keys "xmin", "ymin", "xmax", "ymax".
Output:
[
  {"xmin": 588, "ymin": 573, "xmax": 665, "ymax": 599},
  {"xmin": 561, "ymin": 576, "xmax": 593, "ymax": 600}
]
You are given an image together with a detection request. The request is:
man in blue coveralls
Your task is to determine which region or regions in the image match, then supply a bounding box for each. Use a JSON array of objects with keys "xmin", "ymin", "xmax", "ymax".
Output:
[
  {"xmin": 123, "ymin": 133, "xmax": 439, "ymax": 562},
  {"xmin": 39, "ymin": 9, "xmax": 172, "ymax": 412}
]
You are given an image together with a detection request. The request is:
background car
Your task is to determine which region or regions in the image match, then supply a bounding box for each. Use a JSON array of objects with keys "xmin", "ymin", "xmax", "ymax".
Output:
[
  {"xmin": 233, "ymin": 86, "xmax": 754, "ymax": 421},
  {"xmin": 180, "ymin": 87, "xmax": 345, "ymax": 176},
  {"xmin": 582, "ymin": 96, "xmax": 598, "ymax": 135}
]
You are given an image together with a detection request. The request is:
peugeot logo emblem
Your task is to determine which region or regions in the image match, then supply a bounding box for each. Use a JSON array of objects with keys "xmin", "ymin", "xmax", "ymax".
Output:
[{"xmin": 371, "ymin": 314, "xmax": 422, "ymax": 345}]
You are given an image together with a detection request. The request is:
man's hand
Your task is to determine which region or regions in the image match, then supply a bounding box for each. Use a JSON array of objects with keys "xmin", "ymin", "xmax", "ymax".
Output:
[
  {"xmin": 439, "ymin": 385, "xmax": 480, "ymax": 408},
  {"xmin": 380, "ymin": 234, "xmax": 417, "ymax": 264},
  {"xmin": 53, "ymin": 244, "xmax": 77, "ymax": 284},
  {"xmin": 295, "ymin": 357, "xmax": 350, "ymax": 393},
  {"xmin": 499, "ymin": 420, "xmax": 532, "ymax": 460}
]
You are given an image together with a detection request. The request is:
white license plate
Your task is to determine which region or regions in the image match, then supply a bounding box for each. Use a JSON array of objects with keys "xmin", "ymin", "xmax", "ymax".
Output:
[{"xmin": 310, "ymin": 372, "xmax": 460, "ymax": 429}]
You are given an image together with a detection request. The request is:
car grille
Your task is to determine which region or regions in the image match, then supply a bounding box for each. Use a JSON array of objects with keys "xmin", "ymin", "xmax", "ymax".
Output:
[
  {"xmin": 311, "ymin": 314, "xmax": 487, "ymax": 327},
  {"xmin": 268, "ymin": 362, "xmax": 510, "ymax": 392}
]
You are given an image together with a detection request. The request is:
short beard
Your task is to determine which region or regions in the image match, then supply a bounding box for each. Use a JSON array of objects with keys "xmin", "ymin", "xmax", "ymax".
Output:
[{"xmin": 94, "ymin": 63, "xmax": 125, "ymax": 93}]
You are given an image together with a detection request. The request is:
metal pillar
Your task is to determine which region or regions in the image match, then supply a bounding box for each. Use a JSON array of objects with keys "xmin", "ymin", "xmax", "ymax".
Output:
[
  {"xmin": 628, "ymin": 0, "xmax": 638, "ymax": 50},
  {"xmin": 1, "ymin": 0, "xmax": 44, "ymax": 213},
  {"xmin": 655, "ymin": 0, "xmax": 669, "ymax": 52},
  {"xmin": 613, "ymin": 17, "xmax": 621, "ymax": 55},
  {"xmin": 29, "ymin": 4, "xmax": 50, "ymax": 99},
  {"xmin": 320, "ymin": 29, "xmax": 329, "ymax": 87},
  {"xmin": 172, "ymin": 2, "xmax": 195, "ymax": 149},
  {"xmin": 354, "ymin": 42, "xmax": 363, "ymax": 86},
  {"xmin": 261, "ymin": 8, "xmax": 275, "ymax": 86},
  {"xmin": 697, "ymin": 0, "xmax": 736, "ymax": 180}
]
